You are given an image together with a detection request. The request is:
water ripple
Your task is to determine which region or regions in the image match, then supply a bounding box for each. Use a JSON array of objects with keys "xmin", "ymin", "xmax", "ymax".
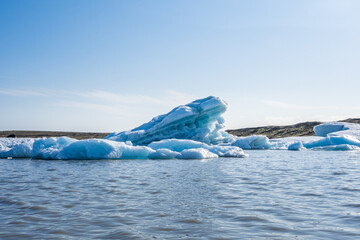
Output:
[{"xmin": 0, "ymin": 151, "xmax": 360, "ymax": 239}]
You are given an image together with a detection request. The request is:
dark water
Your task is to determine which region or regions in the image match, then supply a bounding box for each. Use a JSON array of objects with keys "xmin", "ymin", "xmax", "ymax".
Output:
[{"xmin": 1, "ymin": 151, "xmax": 360, "ymax": 239}]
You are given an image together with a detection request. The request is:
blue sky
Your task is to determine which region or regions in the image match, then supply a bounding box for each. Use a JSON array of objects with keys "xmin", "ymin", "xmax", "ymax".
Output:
[{"xmin": 1, "ymin": 0, "xmax": 360, "ymax": 132}]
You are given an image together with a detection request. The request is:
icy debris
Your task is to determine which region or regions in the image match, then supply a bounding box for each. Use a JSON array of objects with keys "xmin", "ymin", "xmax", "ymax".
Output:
[
  {"xmin": 231, "ymin": 135, "xmax": 271, "ymax": 149},
  {"xmin": 288, "ymin": 142, "xmax": 305, "ymax": 151},
  {"xmin": 271, "ymin": 122, "xmax": 360, "ymax": 151},
  {"xmin": 178, "ymin": 148, "xmax": 218, "ymax": 159},
  {"xmin": 148, "ymin": 139, "xmax": 247, "ymax": 158},
  {"xmin": 149, "ymin": 148, "xmax": 181, "ymax": 159},
  {"xmin": 311, "ymin": 144, "xmax": 360, "ymax": 151},
  {"xmin": 0, "ymin": 138, "xmax": 34, "ymax": 158}
]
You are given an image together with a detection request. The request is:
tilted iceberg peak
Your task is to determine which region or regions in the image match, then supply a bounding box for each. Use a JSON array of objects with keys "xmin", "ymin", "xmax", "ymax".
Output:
[{"xmin": 105, "ymin": 96, "xmax": 234, "ymax": 145}]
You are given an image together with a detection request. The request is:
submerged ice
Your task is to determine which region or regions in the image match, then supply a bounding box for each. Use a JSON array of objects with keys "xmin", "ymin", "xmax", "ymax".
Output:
[{"xmin": 1, "ymin": 96, "xmax": 360, "ymax": 160}]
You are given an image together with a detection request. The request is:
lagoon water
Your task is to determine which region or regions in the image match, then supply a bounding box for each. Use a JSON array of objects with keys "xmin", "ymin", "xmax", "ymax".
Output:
[{"xmin": 1, "ymin": 151, "xmax": 360, "ymax": 239}]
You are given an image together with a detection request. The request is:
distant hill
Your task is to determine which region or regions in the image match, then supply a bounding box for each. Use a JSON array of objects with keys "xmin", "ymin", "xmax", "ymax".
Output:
[
  {"xmin": 226, "ymin": 118, "xmax": 360, "ymax": 139},
  {"xmin": 0, "ymin": 131, "xmax": 110, "ymax": 139},
  {"xmin": 1, "ymin": 118, "xmax": 359, "ymax": 139}
]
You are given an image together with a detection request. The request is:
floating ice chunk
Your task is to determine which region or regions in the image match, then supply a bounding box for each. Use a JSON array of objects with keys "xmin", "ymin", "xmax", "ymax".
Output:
[
  {"xmin": 271, "ymin": 125, "xmax": 360, "ymax": 151},
  {"xmin": 32, "ymin": 137, "xmax": 77, "ymax": 159},
  {"xmin": 105, "ymin": 96, "xmax": 234, "ymax": 145},
  {"xmin": 326, "ymin": 135, "xmax": 360, "ymax": 147},
  {"xmin": 314, "ymin": 122, "xmax": 360, "ymax": 138},
  {"xmin": 148, "ymin": 139, "xmax": 247, "ymax": 158},
  {"xmin": 149, "ymin": 148, "xmax": 181, "ymax": 159},
  {"xmin": 232, "ymin": 135, "xmax": 271, "ymax": 149},
  {"xmin": 310, "ymin": 122, "xmax": 360, "ymax": 150},
  {"xmin": 62, "ymin": 139, "xmax": 154, "ymax": 160},
  {"xmin": 302, "ymin": 138, "xmax": 329, "ymax": 149},
  {"xmin": 311, "ymin": 144, "xmax": 360, "ymax": 151},
  {"xmin": 314, "ymin": 122, "xmax": 347, "ymax": 137},
  {"xmin": 288, "ymin": 142, "xmax": 305, "ymax": 151},
  {"xmin": 215, "ymin": 148, "xmax": 249, "ymax": 158},
  {"xmin": 148, "ymin": 139, "xmax": 208, "ymax": 152},
  {"xmin": 31, "ymin": 137, "xmax": 154, "ymax": 160},
  {"xmin": 0, "ymin": 138, "xmax": 34, "ymax": 158},
  {"xmin": 178, "ymin": 148, "xmax": 218, "ymax": 159},
  {"xmin": 271, "ymin": 136, "xmax": 328, "ymax": 150}
]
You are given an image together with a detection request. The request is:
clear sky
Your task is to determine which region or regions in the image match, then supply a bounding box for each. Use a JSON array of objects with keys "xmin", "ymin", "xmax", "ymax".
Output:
[{"xmin": 1, "ymin": 0, "xmax": 359, "ymax": 132}]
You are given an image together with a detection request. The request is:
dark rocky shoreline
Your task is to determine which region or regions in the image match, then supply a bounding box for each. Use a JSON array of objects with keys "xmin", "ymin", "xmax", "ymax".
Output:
[
  {"xmin": 0, "ymin": 131, "xmax": 109, "ymax": 140},
  {"xmin": 1, "ymin": 118, "xmax": 359, "ymax": 140}
]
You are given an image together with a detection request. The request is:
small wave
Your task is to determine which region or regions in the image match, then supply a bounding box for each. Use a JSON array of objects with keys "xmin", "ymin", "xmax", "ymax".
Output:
[
  {"xmin": 340, "ymin": 187, "xmax": 360, "ymax": 192},
  {"xmin": 332, "ymin": 171, "xmax": 348, "ymax": 175},
  {"xmin": 177, "ymin": 219, "xmax": 203, "ymax": 224},
  {"xmin": 343, "ymin": 203, "xmax": 360, "ymax": 208},
  {"xmin": 300, "ymin": 193, "xmax": 323, "ymax": 197},
  {"xmin": 233, "ymin": 215, "xmax": 269, "ymax": 223}
]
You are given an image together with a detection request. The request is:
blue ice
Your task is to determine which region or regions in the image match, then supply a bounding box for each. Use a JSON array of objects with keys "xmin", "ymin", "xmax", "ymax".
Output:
[{"xmin": 1, "ymin": 97, "xmax": 360, "ymax": 160}]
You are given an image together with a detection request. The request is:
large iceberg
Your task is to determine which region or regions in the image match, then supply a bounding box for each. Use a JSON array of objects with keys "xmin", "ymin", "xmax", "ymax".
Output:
[
  {"xmin": 1, "ymin": 96, "xmax": 360, "ymax": 160},
  {"xmin": 105, "ymin": 96, "xmax": 234, "ymax": 145},
  {"xmin": 0, "ymin": 96, "xmax": 248, "ymax": 160}
]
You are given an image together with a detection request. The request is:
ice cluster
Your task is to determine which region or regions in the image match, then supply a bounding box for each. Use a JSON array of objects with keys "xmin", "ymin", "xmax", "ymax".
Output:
[
  {"xmin": 246, "ymin": 122, "xmax": 360, "ymax": 151},
  {"xmin": 1, "ymin": 136, "xmax": 245, "ymax": 160},
  {"xmin": 1, "ymin": 96, "xmax": 360, "ymax": 160}
]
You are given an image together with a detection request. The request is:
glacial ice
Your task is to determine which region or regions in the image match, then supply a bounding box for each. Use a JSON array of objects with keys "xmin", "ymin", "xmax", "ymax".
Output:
[
  {"xmin": 148, "ymin": 148, "xmax": 181, "ymax": 159},
  {"xmin": 0, "ymin": 138, "xmax": 34, "ymax": 158},
  {"xmin": 148, "ymin": 139, "xmax": 247, "ymax": 158},
  {"xmin": 28, "ymin": 137, "xmax": 246, "ymax": 160},
  {"xmin": 287, "ymin": 142, "xmax": 305, "ymax": 151},
  {"xmin": 231, "ymin": 135, "xmax": 271, "ymax": 149},
  {"xmin": 314, "ymin": 122, "xmax": 347, "ymax": 137},
  {"xmin": 311, "ymin": 144, "xmax": 360, "ymax": 151},
  {"xmin": 1, "ymin": 97, "xmax": 360, "ymax": 160},
  {"xmin": 105, "ymin": 96, "xmax": 235, "ymax": 145},
  {"xmin": 270, "ymin": 122, "xmax": 360, "ymax": 151},
  {"xmin": 178, "ymin": 148, "xmax": 218, "ymax": 159}
]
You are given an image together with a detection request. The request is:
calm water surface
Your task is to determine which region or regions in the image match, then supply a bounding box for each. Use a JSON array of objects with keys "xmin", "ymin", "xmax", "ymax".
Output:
[{"xmin": 1, "ymin": 150, "xmax": 360, "ymax": 239}]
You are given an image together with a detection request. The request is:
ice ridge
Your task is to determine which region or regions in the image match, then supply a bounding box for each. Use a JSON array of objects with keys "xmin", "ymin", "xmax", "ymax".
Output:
[{"xmin": 105, "ymin": 96, "xmax": 234, "ymax": 145}]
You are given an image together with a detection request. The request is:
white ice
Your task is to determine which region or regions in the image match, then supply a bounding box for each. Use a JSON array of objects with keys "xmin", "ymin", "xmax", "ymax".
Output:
[
  {"xmin": 105, "ymin": 96, "xmax": 234, "ymax": 145},
  {"xmin": 148, "ymin": 139, "xmax": 247, "ymax": 158},
  {"xmin": 1, "ymin": 97, "xmax": 360, "ymax": 160},
  {"xmin": 231, "ymin": 135, "xmax": 271, "ymax": 149},
  {"xmin": 269, "ymin": 122, "xmax": 360, "ymax": 151},
  {"xmin": 0, "ymin": 138, "xmax": 34, "ymax": 158},
  {"xmin": 31, "ymin": 137, "xmax": 155, "ymax": 160}
]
